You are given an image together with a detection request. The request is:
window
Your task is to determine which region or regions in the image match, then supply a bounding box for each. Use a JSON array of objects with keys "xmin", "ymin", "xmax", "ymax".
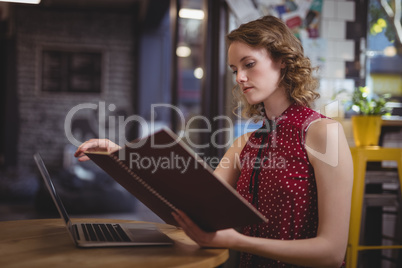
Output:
[
  {"xmin": 42, "ymin": 50, "xmax": 102, "ymax": 93},
  {"xmin": 366, "ymin": 0, "xmax": 402, "ymax": 98}
]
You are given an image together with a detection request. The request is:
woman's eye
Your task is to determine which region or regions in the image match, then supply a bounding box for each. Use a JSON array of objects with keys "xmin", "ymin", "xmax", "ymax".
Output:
[
  {"xmin": 245, "ymin": 62, "xmax": 255, "ymax": 68},
  {"xmin": 232, "ymin": 70, "xmax": 237, "ymax": 75}
]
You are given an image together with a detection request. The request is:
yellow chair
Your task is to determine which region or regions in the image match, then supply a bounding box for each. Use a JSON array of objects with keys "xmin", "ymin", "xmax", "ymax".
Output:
[{"xmin": 347, "ymin": 147, "xmax": 402, "ymax": 267}]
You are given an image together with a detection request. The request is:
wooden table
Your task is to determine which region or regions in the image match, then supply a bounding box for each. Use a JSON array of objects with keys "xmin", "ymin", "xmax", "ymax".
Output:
[{"xmin": 0, "ymin": 218, "xmax": 229, "ymax": 268}]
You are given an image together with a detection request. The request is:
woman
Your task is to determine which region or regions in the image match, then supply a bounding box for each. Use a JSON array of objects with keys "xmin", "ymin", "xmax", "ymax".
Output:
[
  {"xmin": 75, "ymin": 16, "xmax": 353, "ymax": 268},
  {"xmin": 172, "ymin": 16, "xmax": 353, "ymax": 267}
]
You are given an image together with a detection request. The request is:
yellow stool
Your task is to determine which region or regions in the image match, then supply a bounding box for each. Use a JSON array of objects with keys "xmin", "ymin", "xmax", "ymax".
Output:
[{"xmin": 347, "ymin": 147, "xmax": 402, "ymax": 268}]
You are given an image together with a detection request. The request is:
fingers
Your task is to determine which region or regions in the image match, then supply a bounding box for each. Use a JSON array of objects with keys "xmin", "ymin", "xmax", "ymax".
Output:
[
  {"xmin": 172, "ymin": 210, "xmax": 197, "ymax": 241},
  {"xmin": 173, "ymin": 210, "xmax": 197, "ymax": 230},
  {"xmin": 172, "ymin": 210, "xmax": 208, "ymax": 245},
  {"xmin": 74, "ymin": 139, "xmax": 104, "ymax": 156},
  {"xmin": 76, "ymin": 155, "xmax": 91, "ymax": 162},
  {"xmin": 172, "ymin": 210, "xmax": 187, "ymax": 229},
  {"xmin": 74, "ymin": 139, "xmax": 120, "ymax": 161}
]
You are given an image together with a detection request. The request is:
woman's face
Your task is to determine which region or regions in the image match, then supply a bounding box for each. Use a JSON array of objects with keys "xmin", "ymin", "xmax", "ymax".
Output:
[{"xmin": 228, "ymin": 41, "xmax": 285, "ymax": 105}]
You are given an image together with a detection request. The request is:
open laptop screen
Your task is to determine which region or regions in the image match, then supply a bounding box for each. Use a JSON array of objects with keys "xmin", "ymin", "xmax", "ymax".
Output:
[{"xmin": 34, "ymin": 153, "xmax": 73, "ymax": 230}]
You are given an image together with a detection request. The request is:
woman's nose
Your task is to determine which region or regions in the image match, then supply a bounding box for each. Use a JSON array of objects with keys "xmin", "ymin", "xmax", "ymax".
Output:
[{"xmin": 236, "ymin": 71, "xmax": 247, "ymax": 84}]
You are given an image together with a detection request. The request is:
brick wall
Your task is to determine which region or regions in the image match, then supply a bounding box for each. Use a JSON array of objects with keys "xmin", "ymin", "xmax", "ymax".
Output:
[{"xmin": 15, "ymin": 6, "xmax": 137, "ymax": 169}]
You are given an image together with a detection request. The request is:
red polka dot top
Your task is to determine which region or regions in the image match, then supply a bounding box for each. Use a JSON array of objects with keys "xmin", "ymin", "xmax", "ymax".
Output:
[{"xmin": 236, "ymin": 103, "xmax": 326, "ymax": 267}]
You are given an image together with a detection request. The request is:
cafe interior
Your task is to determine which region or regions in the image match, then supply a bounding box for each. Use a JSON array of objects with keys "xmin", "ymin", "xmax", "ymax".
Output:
[{"xmin": 0, "ymin": 0, "xmax": 401, "ymax": 267}]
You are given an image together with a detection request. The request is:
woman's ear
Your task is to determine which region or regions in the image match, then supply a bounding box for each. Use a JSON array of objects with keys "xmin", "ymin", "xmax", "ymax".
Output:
[{"xmin": 280, "ymin": 60, "xmax": 286, "ymax": 69}]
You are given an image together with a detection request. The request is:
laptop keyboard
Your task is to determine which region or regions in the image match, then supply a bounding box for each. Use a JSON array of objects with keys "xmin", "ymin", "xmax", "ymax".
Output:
[{"xmin": 80, "ymin": 223, "xmax": 131, "ymax": 242}]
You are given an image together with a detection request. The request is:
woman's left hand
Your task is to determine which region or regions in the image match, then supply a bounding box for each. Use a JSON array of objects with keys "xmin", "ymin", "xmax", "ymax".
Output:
[{"xmin": 172, "ymin": 210, "xmax": 239, "ymax": 248}]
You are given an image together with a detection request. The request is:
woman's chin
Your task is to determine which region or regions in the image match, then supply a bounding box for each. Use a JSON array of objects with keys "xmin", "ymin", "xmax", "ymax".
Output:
[{"xmin": 245, "ymin": 97, "xmax": 262, "ymax": 106}]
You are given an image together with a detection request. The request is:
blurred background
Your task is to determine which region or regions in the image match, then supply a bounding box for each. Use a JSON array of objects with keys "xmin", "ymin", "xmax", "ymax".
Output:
[{"xmin": 0, "ymin": 1, "xmax": 401, "ymax": 267}]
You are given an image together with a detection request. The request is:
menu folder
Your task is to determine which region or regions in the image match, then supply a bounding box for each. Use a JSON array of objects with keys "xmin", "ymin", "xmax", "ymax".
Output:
[{"xmin": 85, "ymin": 127, "xmax": 267, "ymax": 231}]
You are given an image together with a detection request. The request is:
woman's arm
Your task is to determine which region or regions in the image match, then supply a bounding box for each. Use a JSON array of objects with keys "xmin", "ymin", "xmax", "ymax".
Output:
[
  {"xmin": 174, "ymin": 119, "xmax": 353, "ymax": 268},
  {"xmin": 305, "ymin": 118, "xmax": 353, "ymax": 265}
]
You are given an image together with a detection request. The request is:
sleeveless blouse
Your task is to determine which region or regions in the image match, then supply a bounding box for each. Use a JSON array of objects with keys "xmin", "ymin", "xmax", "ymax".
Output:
[{"xmin": 236, "ymin": 103, "xmax": 326, "ymax": 267}]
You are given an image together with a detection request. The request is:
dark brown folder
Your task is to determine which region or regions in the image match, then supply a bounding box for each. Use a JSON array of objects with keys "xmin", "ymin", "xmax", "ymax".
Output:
[{"xmin": 85, "ymin": 128, "xmax": 267, "ymax": 231}]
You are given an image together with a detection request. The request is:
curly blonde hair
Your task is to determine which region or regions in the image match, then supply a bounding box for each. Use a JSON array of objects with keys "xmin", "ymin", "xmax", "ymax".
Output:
[{"xmin": 226, "ymin": 15, "xmax": 320, "ymax": 121}]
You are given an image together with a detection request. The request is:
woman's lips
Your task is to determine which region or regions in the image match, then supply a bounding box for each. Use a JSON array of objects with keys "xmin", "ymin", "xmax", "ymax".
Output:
[{"xmin": 243, "ymin": 87, "xmax": 253, "ymax": 93}]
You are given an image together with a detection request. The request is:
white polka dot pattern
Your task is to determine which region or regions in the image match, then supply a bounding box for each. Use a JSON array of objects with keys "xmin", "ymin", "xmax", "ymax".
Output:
[{"xmin": 236, "ymin": 104, "xmax": 326, "ymax": 267}]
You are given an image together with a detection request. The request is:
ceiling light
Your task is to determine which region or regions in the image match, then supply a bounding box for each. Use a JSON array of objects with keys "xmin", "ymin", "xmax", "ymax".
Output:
[
  {"xmin": 0, "ymin": 0, "xmax": 41, "ymax": 4},
  {"xmin": 178, "ymin": 8, "xmax": 204, "ymax": 20},
  {"xmin": 176, "ymin": 46, "xmax": 191, "ymax": 57},
  {"xmin": 194, "ymin": 67, "xmax": 203, "ymax": 79}
]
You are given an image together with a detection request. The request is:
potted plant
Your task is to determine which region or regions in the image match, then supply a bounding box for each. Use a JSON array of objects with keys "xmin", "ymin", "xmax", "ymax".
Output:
[{"xmin": 349, "ymin": 86, "xmax": 392, "ymax": 147}]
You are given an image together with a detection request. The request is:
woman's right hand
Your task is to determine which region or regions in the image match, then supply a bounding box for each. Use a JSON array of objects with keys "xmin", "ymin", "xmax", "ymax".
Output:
[{"xmin": 74, "ymin": 139, "xmax": 121, "ymax": 162}]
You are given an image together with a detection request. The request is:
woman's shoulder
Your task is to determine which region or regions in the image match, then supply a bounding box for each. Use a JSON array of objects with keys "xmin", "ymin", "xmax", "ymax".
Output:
[
  {"xmin": 306, "ymin": 117, "xmax": 341, "ymax": 138},
  {"xmin": 231, "ymin": 131, "xmax": 254, "ymax": 152},
  {"xmin": 283, "ymin": 104, "xmax": 327, "ymax": 131},
  {"xmin": 304, "ymin": 118, "xmax": 346, "ymax": 158}
]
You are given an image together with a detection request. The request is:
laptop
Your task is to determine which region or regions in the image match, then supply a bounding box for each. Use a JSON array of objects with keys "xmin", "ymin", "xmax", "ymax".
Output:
[{"xmin": 33, "ymin": 152, "xmax": 174, "ymax": 248}]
